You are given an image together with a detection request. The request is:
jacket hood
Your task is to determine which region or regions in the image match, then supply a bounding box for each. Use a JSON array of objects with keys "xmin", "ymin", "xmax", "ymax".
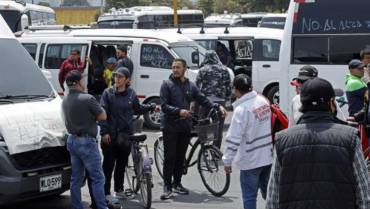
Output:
[{"xmin": 201, "ymin": 51, "xmax": 223, "ymax": 66}]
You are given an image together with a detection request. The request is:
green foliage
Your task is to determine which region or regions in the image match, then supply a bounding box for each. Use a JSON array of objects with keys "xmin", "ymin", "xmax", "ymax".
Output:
[
  {"xmin": 61, "ymin": 0, "xmax": 90, "ymax": 7},
  {"xmin": 38, "ymin": 1, "xmax": 50, "ymax": 7}
]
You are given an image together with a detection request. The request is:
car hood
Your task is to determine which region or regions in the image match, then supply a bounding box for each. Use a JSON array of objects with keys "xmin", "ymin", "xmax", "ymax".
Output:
[{"xmin": 0, "ymin": 97, "xmax": 67, "ymax": 155}]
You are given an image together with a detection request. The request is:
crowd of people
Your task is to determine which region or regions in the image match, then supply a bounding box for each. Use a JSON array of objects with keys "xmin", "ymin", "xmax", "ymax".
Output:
[{"xmin": 59, "ymin": 45, "xmax": 370, "ymax": 209}]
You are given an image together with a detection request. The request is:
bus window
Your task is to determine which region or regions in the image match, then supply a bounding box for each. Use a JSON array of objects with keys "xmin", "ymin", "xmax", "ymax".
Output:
[
  {"xmin": 292, "ymin": 37, "xmax": 328, "ymax": 64},
  {"xmin": 329, "ymin": 35, "xmax": 370, "ymax": 64},
  {"xmin": 22, "ymin": 43, "xmax": 37, "ymax": 60},
  {"xmin": 98, "ymin": 20, "xmax": 134, "ymax": 29}
]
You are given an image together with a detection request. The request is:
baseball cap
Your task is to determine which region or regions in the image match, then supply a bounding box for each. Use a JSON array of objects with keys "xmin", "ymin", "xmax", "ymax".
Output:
[
  {"xmin": 291, "ymin": 66, "xmax": 318, "ymax": 86},
  {"xmin": 106, "ymin": 57, "xmax": 117, "ymax": 65},
  {"xmin": 113, "ymin": 67, "xmax": 131, "ymax": 78},
  {"xmin": 300, "ymin": 77, "xmax": 335, "ymax": 106},
  {"xmin": 65, "ymin": 70, "xmax": 82, "ymax": 86},
  {"xmin": 348, "ymin": 59, "xmax": 365, "ymax": 69}
]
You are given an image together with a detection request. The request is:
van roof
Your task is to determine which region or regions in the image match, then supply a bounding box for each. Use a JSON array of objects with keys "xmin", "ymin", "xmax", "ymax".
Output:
[
  {"xmin": 0, "ymin": 15, "xmax": 15, "ymax": 39},
  {"xmin": 163, "ymin": 27, "xmax": 284, "ymax": 40},
  {"xmin": 0, "ymin": 1, "xmax": 54, "ymax": 13},
  {"xmin": 19, "ymin": 28, "xmax": 193, "ymax": 44}
]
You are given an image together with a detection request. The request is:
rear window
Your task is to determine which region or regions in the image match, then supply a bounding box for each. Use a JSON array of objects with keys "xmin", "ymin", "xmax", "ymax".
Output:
[{"xmin": 293, "ymin": 0, "xmax": 370, "ymax": 34}]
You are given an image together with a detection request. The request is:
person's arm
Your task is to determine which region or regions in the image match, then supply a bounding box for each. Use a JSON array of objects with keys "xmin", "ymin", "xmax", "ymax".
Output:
[
  {"xmin": 98, "ymin": 90, "xmax": 110, "ymax": 135},
  {"xmin": 58, "ymin": 64, "xmax": 66, "ymax": 90},
  {"xmin": 222, "ymin": 107, "xmax": 246, "ymax": 169},
  {"xmin": 195, "ymin": 69, "xmax": 203, "ymax": 88},
  {"xmin": 222, "ymin": 68, "xmax": 232, "ymax": 99},
  {"xmin": 265, "ymin": 148, "xmax": 281, "ymax": 209},
  {"xmin": 132, "ymin": 90, "xmax": 155, "ymax": 114},
  {"xmin": 352, "ymin": 137, "xmax": 370, "ymax": 209},
  {"xmin": 87, "ymin": 95, "xmax": 106, "ymax": 121},
  {"xmin": 192, "ymin": 83, "xmax": 214, "ymax": 109},
  {"xmin": 160, "ymin": 81, "xmax": 181, "ymax": 116}
]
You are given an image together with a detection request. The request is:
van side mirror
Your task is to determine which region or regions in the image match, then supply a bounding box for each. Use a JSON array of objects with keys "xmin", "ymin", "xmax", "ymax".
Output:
[
  {"xmin": 21, "ymin": 14, "xmax": 29, "ymax": 31},
  {"xmin": 191, "ymin": 51, "xmax": 199, "ymax": 66}
]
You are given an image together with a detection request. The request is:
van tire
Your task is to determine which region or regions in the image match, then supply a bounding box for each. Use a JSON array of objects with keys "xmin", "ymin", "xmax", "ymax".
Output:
[
  {"xmin": 144, "ymin": 97, "xmax": 161, "ymax": 129},
  {"xmin": 266, "ymin": 86, "xmax": 279, "ymax": 105}
]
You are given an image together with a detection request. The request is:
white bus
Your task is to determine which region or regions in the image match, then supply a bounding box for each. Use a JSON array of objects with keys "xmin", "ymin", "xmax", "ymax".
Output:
[
  {"xmin": 258, "ymin": 13, "xmax": 287, "ymax": 29},
  {"xmin": 204, "ymin": 13, "xmax": 266, "ymax": 28},
  {"xmin": 0, "ymin": 1, "xmax": 55, "ymax": 33},
  {"xmin": 279, "ymin": 0, "xmax": 370, "ymax": 114},
  {"xmin": 97, "ymin": 6, "xmax": 204, "ymax": 29}
]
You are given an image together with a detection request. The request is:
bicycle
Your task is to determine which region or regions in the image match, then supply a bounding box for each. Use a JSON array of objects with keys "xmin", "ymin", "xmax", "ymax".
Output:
[
  {"xmin": 153, "ymin": 107, "xmax": 230, "ymax": 197},
  {"xmin": 124, "ymin": 133, "xmax": 153, "ymax": 209}
]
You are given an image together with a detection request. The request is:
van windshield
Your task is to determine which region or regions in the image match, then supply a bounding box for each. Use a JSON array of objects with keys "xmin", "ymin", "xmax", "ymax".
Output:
[
  {"xmin": 170, "ymin": 41, "xmax": 207, "ymax": 69},
  {"xmin": 0, "ymin": 10, "xmax": 21, "ymax": 32},
  {"xmin": 0, "ymin": 39, "xmax": 53, "ymax": 99}
]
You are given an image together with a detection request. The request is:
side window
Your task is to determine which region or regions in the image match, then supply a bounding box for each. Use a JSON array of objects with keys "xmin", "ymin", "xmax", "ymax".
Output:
[
  {"xmin": 45, "ymin": 44, "xmax": 86, "ymax": 69},
  {"xmin": 329, "ymin": 35, "xmax": 370, "ymax": 64},
  {"xmin": 140, "ymin": 44, "xmax": 174, "ymax": 69},
  {"xmin": 234, "ymin": 39, "xmax": 253, "ymax": 59},
  {"xmin": 262, "ymin": 39, "xmax": 280, "ymax": 61},
  {"xmin": 22, "ymin": 43, "xmax": 37, "ymax": 60},
  {"xmin": 292, "ymin": 37, "xmax": 328, "ymax": 64},
  {"xmin": 38, "ymin": 44, "xmax": 45, "ymax": 68}
]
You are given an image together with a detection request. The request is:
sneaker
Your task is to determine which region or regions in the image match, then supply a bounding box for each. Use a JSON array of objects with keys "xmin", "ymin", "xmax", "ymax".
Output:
[
  {"xmin": 160, "ymin": 186, "xmax": 173, "ymax": 200},
  {"xmin": 173, "ymin": 184, "xmax": 189, "ymax": 195},
  {"xmin": 115, "ymin": 189, "xmax": 127, "ymax": 199}
]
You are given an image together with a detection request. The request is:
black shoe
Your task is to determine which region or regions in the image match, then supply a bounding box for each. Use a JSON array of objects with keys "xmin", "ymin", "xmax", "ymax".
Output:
[
  {"xmin": 160, "ymin": 186, "xmax": 173, "ymax": 200},
  {"xmin": 173, "ymin": 184, "xmax": 189, "ymax": 195}
]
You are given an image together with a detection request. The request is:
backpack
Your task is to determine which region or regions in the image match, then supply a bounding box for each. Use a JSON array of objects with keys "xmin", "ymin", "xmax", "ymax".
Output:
[{"xmin": 270, "ymin": 104, "xmax": 288, "ymax": 143}]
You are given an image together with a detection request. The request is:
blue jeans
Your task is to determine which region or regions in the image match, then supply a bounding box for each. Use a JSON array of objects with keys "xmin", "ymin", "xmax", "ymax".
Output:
[
  {"xmin": 67, "ymin": 135, "xmax": 107, "ymax": 209},
  {"xmin": 240, "ymin": 165, "xmax": 271, "ymax": 209}
]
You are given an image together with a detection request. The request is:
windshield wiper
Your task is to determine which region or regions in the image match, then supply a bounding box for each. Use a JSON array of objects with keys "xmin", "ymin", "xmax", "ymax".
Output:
[{"xmin": 0, "ymin": 95, "xmax": 51, "ymax": 100}]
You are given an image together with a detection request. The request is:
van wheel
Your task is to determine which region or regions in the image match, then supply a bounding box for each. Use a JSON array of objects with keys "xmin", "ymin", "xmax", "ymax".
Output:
[
  {"xmin": 267, "ymin": 86, "xmax": 279, "ymax": 105},
  {"xmin": 144, "ymin": 97, "xmax": 161, "ymax": 129}
]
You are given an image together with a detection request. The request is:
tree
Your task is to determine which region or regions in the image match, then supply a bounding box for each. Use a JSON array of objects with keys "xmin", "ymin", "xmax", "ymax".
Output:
[
  {"xmin": 38, "ymin": 1, "xmax": 50, "ymax": 7},
  {"xmin": 197, "ymin": 0, "xmax": 214, "ymax": 16}
]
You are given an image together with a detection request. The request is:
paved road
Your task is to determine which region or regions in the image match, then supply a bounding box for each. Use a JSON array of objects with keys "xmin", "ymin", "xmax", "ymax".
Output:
[{"xmin": 4, "ymin": 114, "xmax": 267, "ymax": 209}]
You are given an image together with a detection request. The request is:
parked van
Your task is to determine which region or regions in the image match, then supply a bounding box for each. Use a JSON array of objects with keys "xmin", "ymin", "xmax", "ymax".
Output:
[
  {"xmin": 0, "ymin": 16, "xmax": 70, "ymax": 205},
  {"xmin": 173, "ymin": 27, "xmax": 283, "ymax": 103},
  {"xmin": 17, "ymin": 27, "xmax": 205, "ymax": 129}
]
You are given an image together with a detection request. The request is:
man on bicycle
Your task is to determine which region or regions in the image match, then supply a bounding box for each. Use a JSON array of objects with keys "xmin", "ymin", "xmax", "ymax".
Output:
[
  {"xmin": 99, "ymin": 67, "xmax": 159, "ymax": 199},
  {"xmin": 160, "ymin": 58, "xmax": 227, "ymax": 200},
  {"xmin": 222, "ymin": 74, "xmax": 272, "ymax": 209}
]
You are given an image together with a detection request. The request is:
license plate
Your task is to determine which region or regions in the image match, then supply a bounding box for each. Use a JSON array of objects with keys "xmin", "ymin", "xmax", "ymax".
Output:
[{"xmin": 40, "ymin": 174, "xmax": 62, "ymax": 192}]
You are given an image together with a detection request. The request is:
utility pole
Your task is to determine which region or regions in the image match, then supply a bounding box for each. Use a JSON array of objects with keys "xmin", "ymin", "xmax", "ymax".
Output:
[{"xmin": 173, "ymin": 0, "xmax": 178, "ymax": 27}]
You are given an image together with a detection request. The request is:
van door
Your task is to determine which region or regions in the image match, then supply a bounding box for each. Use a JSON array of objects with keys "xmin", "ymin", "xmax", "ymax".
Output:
[
  {"xmin": 134, "ymin": 42, "xmax": 174, "ymax": 99},
  {"xmin": 42, "ymin": 40, "xmax": 91, "ymax": 94},
  {"xmin": 252, "ymin": 38, "xmax": 281, "ymax": 101}
]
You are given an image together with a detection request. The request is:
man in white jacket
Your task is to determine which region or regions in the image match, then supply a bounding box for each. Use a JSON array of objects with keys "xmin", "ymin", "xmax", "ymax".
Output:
[{"xmin": 223, "ymin": 74, "xmax": 273, "ymax": 209}]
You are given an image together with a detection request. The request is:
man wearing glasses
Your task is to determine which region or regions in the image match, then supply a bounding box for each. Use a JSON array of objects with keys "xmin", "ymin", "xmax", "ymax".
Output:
[{"xmin": 59, "ymin": 49, "xmax": 87, "ymax": 92}]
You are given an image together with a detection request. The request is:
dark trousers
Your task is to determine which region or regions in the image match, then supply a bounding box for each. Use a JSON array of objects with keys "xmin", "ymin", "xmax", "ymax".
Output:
[
  {"xmin": 162, "ymin": 131, "xmax": 191, "ymax": 187},
  {"xmin": 101, "ymin": 139, "xmax": 131, "ymax": 195}
]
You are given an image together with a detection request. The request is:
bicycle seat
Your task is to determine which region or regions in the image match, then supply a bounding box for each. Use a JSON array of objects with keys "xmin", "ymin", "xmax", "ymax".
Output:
[{"xmin": 128, "ymin": 133, "xmax": 147, "ymax": 142}]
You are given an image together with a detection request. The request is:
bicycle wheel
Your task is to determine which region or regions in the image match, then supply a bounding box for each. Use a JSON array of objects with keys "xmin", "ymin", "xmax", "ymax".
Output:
[
  {"xmin": 198, "ymin": 145, "xmax": 230, "ymax": 197},
  {"xmin": 125, "ymin": 153, "xmax": 139, "ymax": 193},
  {"xmin": 139, "ymin": 172, "xmax": 152, "ymax": 209},
  {"xmin": 365, "ymin": 147, "xmax": 370, "ymax": 174},
  {"xmin": 154, "ymin": 137, "xmax": 164, "ymax": 178}
]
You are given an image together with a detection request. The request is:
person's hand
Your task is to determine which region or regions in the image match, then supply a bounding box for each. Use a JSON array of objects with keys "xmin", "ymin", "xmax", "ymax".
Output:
[
  {"xmin": 219, "ymin": 106, "xmax": 227, "ymax": 118},
  {"xmin": 179, "ymin": 109, "xmax": 192, "ymax": 118},
  {"xmin": 102, "ymin": 134, "xmax": 111, "ymax": 144},
  {"xmin": 347, "ymin": 116, "xmax": 355, "ymax": 122},
  {"xmin": 224, "ymin": 165, "xmax": 232, "ymax": 174}
]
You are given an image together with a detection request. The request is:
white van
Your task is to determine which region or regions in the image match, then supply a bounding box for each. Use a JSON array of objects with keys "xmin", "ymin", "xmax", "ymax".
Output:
[
  {"xmin": 0, "ymin": 16, "xmax": 69, "ymax": 205},
  {"xmin": 17, "ymin": 27, "xmax": 206, "ymax": 129},
  {"xmin": 173, "ymin": 27, "xmax": 283, "ymax": 103},
  {"xmin": 279, "ymin": 0, "xmax": 370, "ymax": 114}
]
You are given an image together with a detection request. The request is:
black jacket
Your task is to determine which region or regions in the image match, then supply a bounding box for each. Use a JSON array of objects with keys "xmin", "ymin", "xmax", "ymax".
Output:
[
  {"xmin": 275, "ymin": 111, "xmax": 358, "ymax": 209},
  {"xmin": 99, "ymin": 86, "xmax": 153, "ymax": 137},
  {"xmin": 160, "ymin": 74, "xmax": 215, "ymax": 132}
]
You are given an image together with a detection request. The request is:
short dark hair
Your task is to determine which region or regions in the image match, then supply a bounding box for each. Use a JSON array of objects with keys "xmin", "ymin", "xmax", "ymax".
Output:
[
  {"xmin": 233, "ymin": 74, "xmax": 252, "ymax": 94},
  {"xmin": 173, "ymin": 58, "xmax": 187, "ymax": 68},
  {"xmin": 117, "ymin": 45, "xmax": 128, "ymax": 53},
  {"xmin": 360, "ymin": 47, "xmax": 370, "ymax": 59},
  {"xmin": 71, "ymin": 48, "xmax": 80, "ymax": 55}
]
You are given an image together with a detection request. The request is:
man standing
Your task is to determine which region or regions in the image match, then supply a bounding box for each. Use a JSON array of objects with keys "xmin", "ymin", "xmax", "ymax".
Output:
[
  {"xmin": 223, "ymin": 74, "xmax": 273, "ymax": 209},
  {"xmin": 115, "ymin": 45, "xmax": 134, "ymax": 77},
  {"xmin": 266, "ymin": 77, "xmax": 370, "ymax": 209},
  {"xmin": 345, "ymin": 59, "xmax": 367, "ymax": 116},
  {"xmin": 59, "ymin": 49, "xmax": 87, "ymax": 91},
  {"xmin": 160, "ymin": 58, "xmax": 227, "ymax": 200},
  {"xmin": 196, "ymin": 51, "xmax": 232, "ymax": 148},
  {"xmin": 288, "ymin": 66, "xmax": 318, "ymax": 126},
  {"xmin": 62, "ymin": 70, "xmax": 108, "ymax": 209},
  {"xmin": 360, "ymin": 47, "xmax": 370, "ymax": 83}
]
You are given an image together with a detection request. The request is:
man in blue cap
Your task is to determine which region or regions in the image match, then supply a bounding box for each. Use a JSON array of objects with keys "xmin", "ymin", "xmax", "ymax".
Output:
[{"xmin": 103, "ymin": 57, "xmax": 117, "ymax": 87}]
